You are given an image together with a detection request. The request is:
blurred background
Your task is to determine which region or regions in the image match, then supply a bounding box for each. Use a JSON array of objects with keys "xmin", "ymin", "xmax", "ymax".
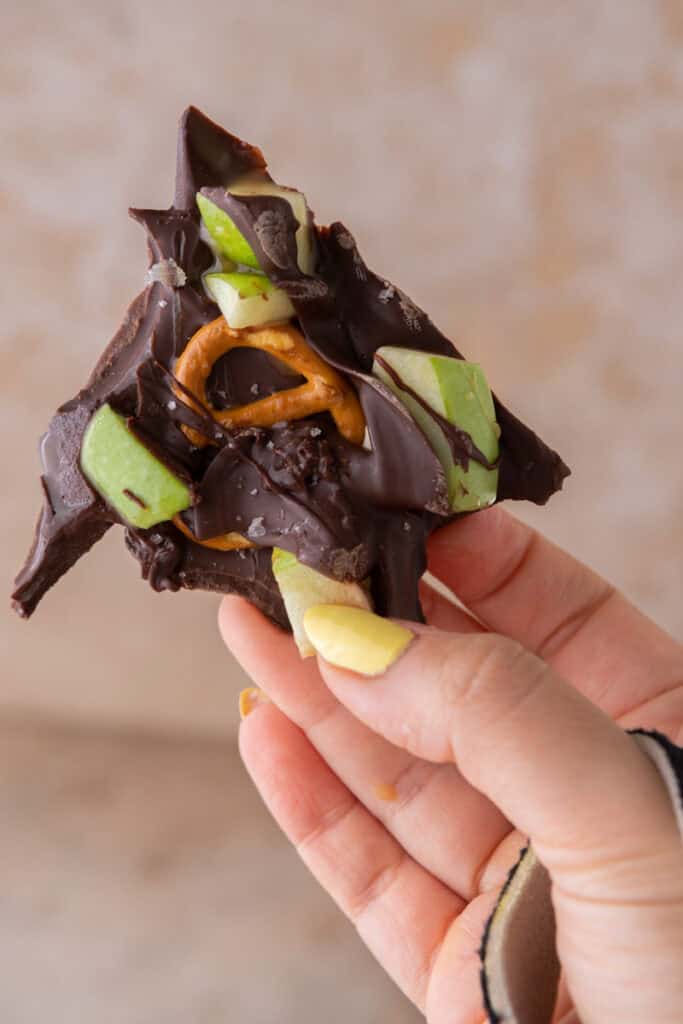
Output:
[{"xmin": 2, "ymin": 1, "xmax": 682, "ymax": 1020}]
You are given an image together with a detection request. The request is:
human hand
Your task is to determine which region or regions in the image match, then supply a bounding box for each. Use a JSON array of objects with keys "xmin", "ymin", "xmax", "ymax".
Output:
[{"xmin": 219, "ymin": 506, "xmax": 683, "ymax": 1023}]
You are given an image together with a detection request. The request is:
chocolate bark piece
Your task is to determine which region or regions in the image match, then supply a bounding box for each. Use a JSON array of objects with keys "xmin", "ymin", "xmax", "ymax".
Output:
[{"xmin": 12, "ymin": 107, "xmax": 569, "ymax": 623}]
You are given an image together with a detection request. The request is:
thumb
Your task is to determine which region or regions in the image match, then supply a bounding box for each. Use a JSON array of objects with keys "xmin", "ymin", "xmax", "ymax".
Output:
[{"xmin": 302, "ymin": 605, "xmax": 679, "ymax": 879}]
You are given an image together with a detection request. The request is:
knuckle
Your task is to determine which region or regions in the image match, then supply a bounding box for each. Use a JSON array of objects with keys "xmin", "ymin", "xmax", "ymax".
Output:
[
  {"xmin": 437, "ymin": 633, "xmax": 549, "ymax": 757},
  {"xmin": 450, "ymin": 634, "xmax": 531, "ymax": 705}
]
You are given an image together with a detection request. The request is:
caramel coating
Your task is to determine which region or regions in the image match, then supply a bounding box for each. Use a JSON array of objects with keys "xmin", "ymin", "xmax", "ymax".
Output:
[{"xmin": 174, "ymin": 318, "xmax": 366, "ymax": 448}]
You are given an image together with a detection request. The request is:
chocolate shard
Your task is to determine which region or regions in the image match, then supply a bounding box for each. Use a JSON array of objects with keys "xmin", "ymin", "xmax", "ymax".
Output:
[
  {"xmin": 128, "ymin": 207, "xmax": 213, "ymax": 285},
  {"xmin": 124, "ymin": 524, "xmax": 287, "ymax": 627},
  {"xmin": 12, "ymin": 287, "xmax": 158, "ymax": 616},
  {"xmin": 13, "ymin": 107, "xmax": 569, "ymax": 623},
  {"xmin": 12, "ymin": 479, "xmax": 111, "ymax": 619},
  {"xmin": 174, "ymin": 106, "xmax": 268, "ymax": 210},
  {"xmin": 494, "ymin": 403, "xmax": 571, "ymax": 504}
]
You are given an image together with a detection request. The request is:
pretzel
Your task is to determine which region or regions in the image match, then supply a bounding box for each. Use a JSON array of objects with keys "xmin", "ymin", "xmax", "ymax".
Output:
[
  {"xmin": 174, "ymin": 318, "xmax": 366, "ymax": 448},
  {"xmin": 172, "ymin": 514, "xmax": 253, "ymax": 551},
  {"xmin": 173, "ymin": 317, "xmax": 366, "ymax": 552}
]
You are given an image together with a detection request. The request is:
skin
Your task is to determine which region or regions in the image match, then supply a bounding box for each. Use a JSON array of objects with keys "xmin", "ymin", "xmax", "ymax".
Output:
[{"xmin": 218, "ymin": 505, "xmax": 683, "ymax": 1023}]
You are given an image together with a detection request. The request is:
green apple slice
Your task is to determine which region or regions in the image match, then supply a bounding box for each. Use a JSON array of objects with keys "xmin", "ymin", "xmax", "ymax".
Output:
[
  {"xmin": 373, "ymin": 347, "xmax": 499, "ymax": 512},
  {"xmin": 228, "ymin": 177, "xmax": 314, "ymax": 275},
  {"xmin": 204, "ymin": 272, "xmax": 294, "ymax": 329},
  {"xmin": 196, "ymin": 179, "xmax": 314, "ymax": 275},
  {"xmin": 272, "ymin": 548, "xmax": 371, "ymax": 658},
  {"xmin": 80, "ymin": 404, "xmax": 191, "ymax": 529},
  {"xmin": 196, "ymin": 193, "xmax": 260, "ymax": 269}
]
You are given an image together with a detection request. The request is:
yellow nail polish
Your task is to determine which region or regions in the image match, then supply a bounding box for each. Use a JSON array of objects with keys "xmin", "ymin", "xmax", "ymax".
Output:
[
  {"xmin": 238, "ymin": 687, "xmax": 270, "ymax": 720},
  {"xmin": 302, "ymin": 605, "xmax": 413, "ymax": 677},
  {"xmin": 374, "ymin": 782, "xmax": 398, "ymax": 802}
]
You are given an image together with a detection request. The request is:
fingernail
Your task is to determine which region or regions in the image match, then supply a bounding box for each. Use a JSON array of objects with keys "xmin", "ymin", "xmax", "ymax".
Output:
[
  {"xmin": 302, "ymin": 605, "xmax": 413, "ymax": 677},
  {"xmin": 374, "ymin": 782, "xmax": 398, "ymax": 802},
  {"xmin": 238, "ymin": 687, "xmax": 270, "ymax": 720}
]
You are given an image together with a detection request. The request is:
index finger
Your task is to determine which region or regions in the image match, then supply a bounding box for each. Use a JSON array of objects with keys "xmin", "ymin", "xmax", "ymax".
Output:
[{"xmin": 427, "ymin": 506, "xmax": 683, "ymax": 724}]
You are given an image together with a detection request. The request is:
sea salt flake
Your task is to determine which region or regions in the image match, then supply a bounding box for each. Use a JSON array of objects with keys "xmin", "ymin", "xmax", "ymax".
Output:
[
  {"xmin": 249, "ymin": 488, "xmax": 258, "ymax": 496},
  {"xmin": 398, "ymin": 290, "xmax": 423, "ymax": 332},
  {"xmin": 167, "ymin": 400, "xmax": 177, "ymax": 411},
  {"xmin": 309, "ymin": 426, "xmax": 322, "ymax": 437},
  {"xmin": 250, "ymin": 383, "xmax": 260, "ymax": 395},
  {"xmin": 147, "ymin": 258, "xmax": 187, "ymax": 288},
  {"xmin": 336, "ymin": 229, "xmax": 356, "ymax": 250},
  {"xmin": 158, "ymin": 299, "xmax": 168, "ymax": 309},
  {"xmin": 283, "ymin": 277, "xmax": 328, "ymax": 299},
  {"xmin": 247, "ymin": 516, "xmax": 267, "ymax": 539}
]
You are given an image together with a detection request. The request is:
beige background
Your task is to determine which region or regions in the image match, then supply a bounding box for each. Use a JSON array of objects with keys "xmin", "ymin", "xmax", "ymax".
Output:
[{"xmin": 1, "ymin": 1, "xmax": 682, "ymax": 1021}]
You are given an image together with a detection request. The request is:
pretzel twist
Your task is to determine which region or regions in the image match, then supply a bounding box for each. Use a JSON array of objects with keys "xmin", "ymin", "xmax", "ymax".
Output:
[
  {"xmin": 174, "ymin": 318, "xmax": 365, "ymax": 448},
  {"xmin": 172, "ymin": 318, "xmax": 366, "ymax": 552}
]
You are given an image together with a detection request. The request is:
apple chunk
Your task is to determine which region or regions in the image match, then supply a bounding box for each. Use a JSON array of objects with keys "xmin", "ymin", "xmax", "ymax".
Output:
[
  {"xmin": 373, "ymin": 347, "xmax": 499, "ymax": 512},
  {"xmin": 80, "ymin": 404, "xmax": 191, "ymax": 529},
  {"xmin": 272, "ymin": 548, "xmax": 371, "ymax": 658},
  {"xmin": 196, "ymin": 178, "xmax": 314, "ymax": 274},
  {"xmin": 204, "ymin": 272, "xmax": 294, "ymax": 329},
  {"xmin": 229, "ymin": 177, "xmax": 315, "ymax": 275},
  {"xmin": 196, "ymin": 193, "xmax": 260, "ymax": 269}
]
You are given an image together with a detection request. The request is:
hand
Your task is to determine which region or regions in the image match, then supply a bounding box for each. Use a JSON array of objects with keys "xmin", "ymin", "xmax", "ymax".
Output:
[{"xmin": 219, "ymin": 506, "xmax": 683, "ymax": 1023}]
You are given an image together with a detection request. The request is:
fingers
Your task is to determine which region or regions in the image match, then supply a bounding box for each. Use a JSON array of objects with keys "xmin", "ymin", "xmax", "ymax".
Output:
[
  {"xmin": 302, "ymin": 607, "xmax": 682, "ymax": 883},
  {"xmin": 220, "ymin": 596, "xmax": 512, "ymax": 902},
  {"xmin": 427, "ymin": 506, "xmax": 683, "ymax": 723},
  {"xmin": 419, "ymin": 576, "xmax": 484, "ymax": 634},
  {"xmin": 238, "ymin": 697, "xmax": 466, "ymax": 1011}
]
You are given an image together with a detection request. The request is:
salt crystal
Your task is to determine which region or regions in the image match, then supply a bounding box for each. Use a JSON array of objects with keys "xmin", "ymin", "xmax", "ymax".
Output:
[
  {"xmin": 336, "ymin": 229, "xmax": 356, "ymax": 250},
  {"xmin": 158, "ymin": 299, "xmax": 168, "ymax": 309},
  {"xmin": 250, "ymin": 383, "xmax": 260, "ymax": 395},
  {"xmin": 309, "ymin": 427, "xmax": 322, "ymax": 437},
  {"xmin": 167, "ymin": 400, "xmax": 177, "ymax": 411},
  {"xmin": 247, "ymin": 517, "xmax": 267, "ymax": 539},
  {"xmin": 147, "ymin": 258, "xmax": 187, "ymax": 288},
  {"xmin": 249, "ymin": 488, "xmax": 258, "ymax": 496},
  {"xmin": 403, "ymin": 521, "xmax": 411, "ymax": 532}
]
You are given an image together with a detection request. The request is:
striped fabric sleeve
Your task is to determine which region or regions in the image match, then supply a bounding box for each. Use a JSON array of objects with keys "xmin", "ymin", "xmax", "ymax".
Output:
[{"xmin": 479, "ymin": 728, "xmax": 683, "ymax": 1024}]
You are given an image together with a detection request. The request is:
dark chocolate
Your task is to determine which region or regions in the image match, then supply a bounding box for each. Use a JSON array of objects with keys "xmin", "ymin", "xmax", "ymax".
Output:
[
  {"xmin": 12, "ymin": 106, "xmax": 569, "ymax": 625},
  {"xmin": 122, "ymin": 489, "xmax": 148, "ymax": 510}
]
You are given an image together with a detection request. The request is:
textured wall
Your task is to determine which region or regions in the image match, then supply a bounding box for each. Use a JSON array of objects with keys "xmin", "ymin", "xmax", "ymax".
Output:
[{"xmin": 3, "ymin": 0, "xmax": 682, "ymax": 734}]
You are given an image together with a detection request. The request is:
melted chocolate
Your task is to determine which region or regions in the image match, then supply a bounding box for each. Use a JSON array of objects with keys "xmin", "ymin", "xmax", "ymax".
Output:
[
  {"xmin": 206, "ymin": 348, "xmax": 305, "ymax": 410},
  {"xmin": 122, "ymin": 489, "xmax": 148, "ymax": 510},
  {"xmin": 12, "ymin": 106, "xmax": 569, "ymax": 626}
]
